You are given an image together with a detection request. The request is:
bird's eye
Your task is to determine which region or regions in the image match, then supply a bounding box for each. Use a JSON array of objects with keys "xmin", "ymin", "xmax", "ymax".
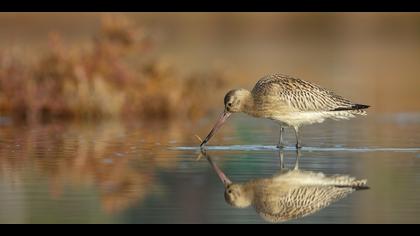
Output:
[
  {"xmin": 227, "ymin": 103, "xmax": 232, "ymax": 107},
  {"xmin": 227, "ymin": 190, "xmax": 232, "ymax": 194}
]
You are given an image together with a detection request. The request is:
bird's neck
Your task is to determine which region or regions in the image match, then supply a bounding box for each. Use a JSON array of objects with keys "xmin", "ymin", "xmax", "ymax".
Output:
[
  {"xmin": 236, "ymin": 184, "xmax": 255, "ymax": 208},
  {"xmin": 241, "ymin": 93, "xmax": 257, "ymax": 116}
]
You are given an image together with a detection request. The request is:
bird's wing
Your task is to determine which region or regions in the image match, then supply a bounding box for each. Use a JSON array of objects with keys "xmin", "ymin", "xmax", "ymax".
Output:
[
  {"xmin": 252, "ymin": 74, "xmax": 355, "ymax": 112},
  {"xmin": 253, "ymin": 185, "xmax": 354, "ymax": 223}
]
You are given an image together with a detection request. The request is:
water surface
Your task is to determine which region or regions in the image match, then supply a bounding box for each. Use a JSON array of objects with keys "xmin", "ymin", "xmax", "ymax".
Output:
[{"xmin": 0, "ymin": 113, "xmax": 419, "ymax": 223}]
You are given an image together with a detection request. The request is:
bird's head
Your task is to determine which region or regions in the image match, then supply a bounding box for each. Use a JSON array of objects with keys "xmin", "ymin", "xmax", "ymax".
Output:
[
  {"xmin": 224, "ymin": 183, "xmax": 252, "ymax": 208},
  {"xmin": 200, "ymin": 89, "xmax": 252, "ymax": 147},
  {"xmin": 224, "ymin": 89, "xmax": 251, "ymax": 113}
]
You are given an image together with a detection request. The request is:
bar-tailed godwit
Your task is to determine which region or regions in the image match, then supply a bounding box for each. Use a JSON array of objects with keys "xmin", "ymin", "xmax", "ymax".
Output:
[
  {"xmin": 204, "ymin": 151, "xmax": 369, "ymax": 223},
  {"xmin": 200, "ymin": 73, "xmax": 370, "ymax": 148}
]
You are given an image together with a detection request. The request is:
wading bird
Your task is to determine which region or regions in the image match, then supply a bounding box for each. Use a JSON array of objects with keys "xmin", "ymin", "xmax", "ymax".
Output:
[
  {"xmin": 203, "ymin": 150, "xmax": 369, "ymax": 223},
  {"xmin": 200, "ymin": 73, "xmax": 369, "ymax": 149}
]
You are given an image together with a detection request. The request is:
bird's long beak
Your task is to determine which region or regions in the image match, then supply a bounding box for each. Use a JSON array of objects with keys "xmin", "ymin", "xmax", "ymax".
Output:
[
  {"xmin": 204, "ymin": 151, "xmax": 232, "ymax": 187},
  {"xmin": 200, "ymin": 110, "xmax": 232, "ymax": 147}
]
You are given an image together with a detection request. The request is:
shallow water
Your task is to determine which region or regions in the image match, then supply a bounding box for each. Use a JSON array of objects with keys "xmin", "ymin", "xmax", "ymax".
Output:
[{"xmin": 0, "ymin": 113, "xmax": 419, "ymax": 223}]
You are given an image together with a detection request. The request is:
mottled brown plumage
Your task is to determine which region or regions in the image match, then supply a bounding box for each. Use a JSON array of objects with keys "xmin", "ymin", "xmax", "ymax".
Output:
[
  {"xmin": 237, "ymin": 170, "xmax": 368, "ymax": 223},
  {"xmin": 252, "ymin": 74, "xmax": 368, "ymax": 114},
  {"xmin": 201, "ymin": 73, "xmax": 370, "ymax": 148},
  {"xmin": 204, "ymin": 151, "xmax": 369, "ymax": 223}
]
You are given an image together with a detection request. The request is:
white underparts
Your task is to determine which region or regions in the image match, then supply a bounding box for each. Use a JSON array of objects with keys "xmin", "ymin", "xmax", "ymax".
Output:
[{"xmin": 270, "ymin": 110, "xmax": 366, "ymax": 127}]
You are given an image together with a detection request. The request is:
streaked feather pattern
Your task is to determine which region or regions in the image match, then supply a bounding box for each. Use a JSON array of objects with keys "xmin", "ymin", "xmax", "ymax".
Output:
[
  {"xmin": 203, "ymin": 72, "xmax": 370, "ymax": 147},
  {"xmin": 250, "ymin": 74, "xmax": 369, "ymax": 126},
  {"xmin": 227, "ymin": 169, "xmax": 368, "ymax": 223}
]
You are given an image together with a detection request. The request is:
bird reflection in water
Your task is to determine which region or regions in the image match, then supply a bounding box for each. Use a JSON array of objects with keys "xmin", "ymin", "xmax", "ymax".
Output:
[{"xmin": 201, "ymin": 150, "xmax": 369, "ymax": 223}]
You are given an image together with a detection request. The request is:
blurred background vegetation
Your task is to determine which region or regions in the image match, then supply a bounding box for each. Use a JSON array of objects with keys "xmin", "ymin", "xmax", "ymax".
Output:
[
  {"xmin": 0, "ymin": 13, "xmax": 420, "ymax": 223},
  {"xmin": 0, "ymin": 14, "xmax": 232, "ymax": 123},
  {"xmin": 0, "ymin": 13, "xmax": 419, "ymax": 124}
]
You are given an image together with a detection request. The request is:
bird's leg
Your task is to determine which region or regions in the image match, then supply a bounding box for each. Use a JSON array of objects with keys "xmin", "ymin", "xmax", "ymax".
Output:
[
  {"xmin": 277, "ymin": 127, "xmax": 285, "ymax": 149},
  {"xmin": 293, "ymin": 126, "xmax": 302, "ymax": 149},
  {"xmin": 278, "ymin": 150, "xmax": 285, "ymax": 169},
  {"xmin": 293, "ymin": 149, "xmax": 301, "ymax": 170}
]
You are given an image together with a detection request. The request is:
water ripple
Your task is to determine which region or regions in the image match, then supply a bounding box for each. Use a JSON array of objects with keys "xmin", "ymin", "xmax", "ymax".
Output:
[{"xmin": 172, "ymin": 145, "xmax": 420, "ymax": 153}]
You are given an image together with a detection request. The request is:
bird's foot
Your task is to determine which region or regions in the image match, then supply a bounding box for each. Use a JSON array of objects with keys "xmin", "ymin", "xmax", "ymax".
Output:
[
  {"xmin": 295, "ymin": 143, "xmax": 302, "ymax": 149},
  {"xmin": 196, "ymin": 149, "xmax": 208, "ymax": 161},
  {"xmin": 277, "ymin": 143, "xmax": 286, "ymax": 149}
]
